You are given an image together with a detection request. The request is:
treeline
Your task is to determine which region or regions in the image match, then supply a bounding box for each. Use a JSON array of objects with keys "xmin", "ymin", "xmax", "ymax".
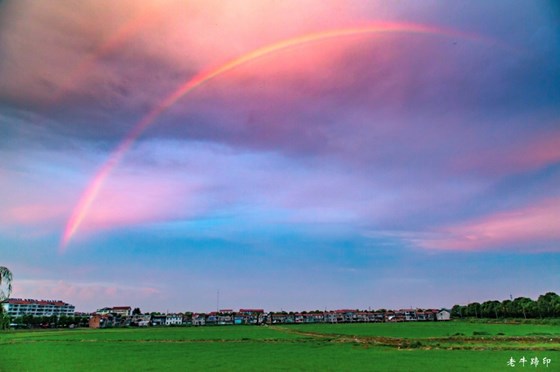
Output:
[
  {"xmin": 451, "ymin": 292, "xmax": 560, "ymax": 319},
  {"xmin": 8, "ymin": 314, "xmax": 90, "ymax": 329}
]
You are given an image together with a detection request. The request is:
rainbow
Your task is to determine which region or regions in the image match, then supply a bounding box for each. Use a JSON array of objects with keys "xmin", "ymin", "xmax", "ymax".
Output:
[{"xmin": 60, "ymin": 22, "xmax": 495, "ymax": 250}]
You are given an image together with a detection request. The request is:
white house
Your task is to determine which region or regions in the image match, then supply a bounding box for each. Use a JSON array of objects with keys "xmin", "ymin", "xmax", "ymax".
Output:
[
  {"xmin": 437, "ymin": 309, "xmax": 451, "ymax": 321},
  {"xmin": 165, "ymin": 314, "xmax": 183, "ymax": 326},
  {"xmin": 111, "ymin": 306, "xmax": 132, "ymax": 317}
]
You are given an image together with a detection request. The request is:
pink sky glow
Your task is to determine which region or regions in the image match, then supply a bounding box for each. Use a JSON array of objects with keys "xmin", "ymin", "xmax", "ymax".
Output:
[{"xmin": 420, "ymin": 198, "xmax": 560, "ymax": 252}]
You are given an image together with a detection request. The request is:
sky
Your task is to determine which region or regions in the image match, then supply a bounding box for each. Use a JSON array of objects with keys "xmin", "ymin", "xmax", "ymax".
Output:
[{"xmin": 0, "ymin": 0, "xmax": 559, "ymax": 313}]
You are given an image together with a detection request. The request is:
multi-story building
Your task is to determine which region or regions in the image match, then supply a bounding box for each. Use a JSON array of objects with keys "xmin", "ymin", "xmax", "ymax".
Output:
[
  {"xmin": 112, "ymin": 306, "xmax": 131, "ymax": 317},
  {"xmin": 95, "ymin": 306, "xmax": 131, "ymax": 317},
  {"xmin": 2, "ymin": 298, "xmax": 75, "ymax": 317}
]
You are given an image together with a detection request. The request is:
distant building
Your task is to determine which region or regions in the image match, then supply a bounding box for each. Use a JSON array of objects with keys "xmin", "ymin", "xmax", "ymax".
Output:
[
  {"xmin": 268, "ymin": 312, "xmax": 295, "ymax": 324},
  {"xmin": 151, "ymin": 314, "xmax": 167, "ymax": 326},
  {"xmin": 2, "ymin": 298, "xmax": 75, "ymax": 317},
  {"xmin": 192, "ymin": 313, "xmax": 206, "ymax": 326},
  {"xmin": 131, "ymin": 314, "xmax": 151, "ymax": 327},
  {"xmin": 237, "ymin": 309, "xmax": 264, "ymax": 324},
  {"xmin": 89, "ymin": 314, "xmax": 104, "ymax": 329},
  {"xmin": 89, "ymin": 314, "xmax": 121, "ymax": 328},
  {"xmin": 303, "ymin": 312, "xmax": 325, "ymax": 323},
  {"xmin": 206, "ymin": 311, "xmax": 234, "ymax": 325},
  {"xmin": 182, "ymin": 313, "xmax": 193, "ymax": 326},
  {"xmin": 95, "ymin": 307, "xmax": 113, "ymax": 315},
  {"xmin": 416, "ymin": 309, "xmax": 438, "ymax": 321},
  {"xmin": 112, "ymin": 306, "xmax": 132, "ymax": 317},
  {"xmin": 437, "ymin": 309, "xmax": 451, "ymax": 321},
  {"xmin": 95, "ymin": 306, "xmax": 131, "ymax": 317},
  {"xmin": 165, "ymin": 314, "xmax": 183, "ymax": 326}
]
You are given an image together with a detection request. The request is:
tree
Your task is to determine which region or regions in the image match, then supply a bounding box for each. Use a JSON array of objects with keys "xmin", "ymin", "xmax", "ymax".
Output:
[
  {"xmin": 512, "ymin": 297, "xmax": 534, "ymax": 319},
  {"xmin": 132, "ymin": 307, "xmax": 142, "ymax": 315},
  {"xmin": 0, "ymin": 266, "xmax": 12, "ymax": 301},
  {"xmin": 451, "ymin": 293, "xmax": 560, "ymax": 320},
  {"xmin": 537, "ymin": 292, "xmax": 560, "ymax": 318},
  {"xmin": 466, "ymin": 302, "xmax": 481, "ymax": 318},
  {"xmin": 501, "ymin": 300, "xmax": 513, "ymax": 318},
  {"xmin": 481, "ymin": 301, "xmax": 501, "ymax": 318},
  {"xmin": 451, "ymin": 305, "xmax": 464, "ymax": 318},
  {"xmin": 0, "ymin": 266, "xmax": 13, "ymax": 330}
]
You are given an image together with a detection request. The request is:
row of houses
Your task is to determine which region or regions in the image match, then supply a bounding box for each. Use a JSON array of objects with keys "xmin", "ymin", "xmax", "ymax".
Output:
[
  {"xmin": 88, "ymin": 307, "xmax": 451, "ymax": 328},
  {"xmin": 88, "ymin": 307, "xmax": 267, "ymax": 328},
  {"xmin": 2, "ymin": 300, "xmax": 451, "ymax": 328},
  {"xmin": 266, "ymin": 308, "xmax": 450, "ymax": 324}
]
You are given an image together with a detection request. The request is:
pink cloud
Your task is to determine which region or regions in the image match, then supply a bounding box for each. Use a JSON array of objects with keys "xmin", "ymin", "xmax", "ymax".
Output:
[
  {"xmin": 11, "ymin": 279, "xmax": 161, "ymax": 312},
  {"xmin": 0, "ymin": 0, "xmax": 356, "ymax": 108},
  {"xmin": 453, "ymin": 127, "xmax": 560, "ymax": 175},
  {"xmin": 0, "ymin": 147, "xmax": 209, "ymax": 240},
  {"xmin": 70, "ymin": 171, "xmax": 206, "ymax": 236},
  {"xmin": 3, "ymin": 204, "xmax": 67, "ymax": 225},
  {"xmin": 419, "ymin": 197, "xmax": 560, "ymax": 251}
]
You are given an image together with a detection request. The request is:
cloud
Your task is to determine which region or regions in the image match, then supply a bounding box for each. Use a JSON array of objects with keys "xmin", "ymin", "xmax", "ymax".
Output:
[
  {"xmin": 1, "ymin": 1, "xmax": 560, "ymax": 313},
  {"xmin": 452, "ymin": 127, "xmax": 560, "ymax": 176},
  {"xmin": 0, "ymin": 0, "xmax": 354, "ymax": 112},
  {"xmin": 11, "ymin": 279, "xmax": 162, "ymax": 311},
  {"xmin": 418, "ymin": 197, "xmax": 560, "ymax": 252}
]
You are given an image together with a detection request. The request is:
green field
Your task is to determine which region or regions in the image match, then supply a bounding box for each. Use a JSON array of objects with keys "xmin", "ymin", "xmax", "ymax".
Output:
[{"xmin": 1, "ymin": 322, "xmax": 559, "ymax": 371}]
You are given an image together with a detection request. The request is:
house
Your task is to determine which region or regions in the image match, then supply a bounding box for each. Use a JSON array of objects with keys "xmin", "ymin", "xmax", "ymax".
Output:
[
  {"xmin": 417, "ymin": 309, "xmax": 438, "ymax": 321},
  {"xmin": 324, "ymin": 311, "xmax": 341, "ymax": 323},
  {"xmin": 95, "ymin": 306, "xmax": 131, "ymax": 317},
  {"xmin": 267, "ymin": 312, "xmax": 295, "ymax": 324},
  {"xmin": 111, "ymin": 306, "xmax": 132, "ymax": 317},
  {"xmin": 386, "ymin": 311, "xmax": 403, "ymax": 322},
  {"xmin": 217, "ymin": 313, "xmax": 233, "ymax": 325},
  {"xmin": 151, "ymin": 314, "xmax": 166, "ymax": 326},
  {"xmin": 182, "ymin": 313, "xmax": 193, "ymax": 326},
  {"xmin": 192, "ymin": 313, "xmax": 206, "ymax": 326},
  {"xmin": 89, "ymin": 314, "xmax": 103, "ymax": 329},
  {"xmin": 437, "ymin": 309, "xmax": 451, "ymax": 321},
  {"xmin": 238, "ymin": 309, "xmax": 264, "ymax": 324},
  {"xmin": 399, "ymin": 309, "xmax": 417, "ymax": 321},
  {"xmin": 370, "ymin": 312, "xmax": 385, "ymax": 322},
  {"xmin": 206, "ymin": 311, "xmax": 233, "ymax": 325},
  {"xmin": 303, "ymin": 312, "xmax": 325, "ymax": 323},
  {"xmin": 331, "ymin": 310, "xmax": 356, "ymax": 323},
  {"xmin": 165, "ymin": 314, "xmax": 183, "ymax": 326},
  {"xmin": 131, "ymin": 314, "xmax": 151, "ymax": 327},
  {"xmin": 95, "ymin": 307, "xmax": 113, "ymax": 315},
  {"xmin": 89, "ymin": 314, "xmax": 118, "ymax": 328}
]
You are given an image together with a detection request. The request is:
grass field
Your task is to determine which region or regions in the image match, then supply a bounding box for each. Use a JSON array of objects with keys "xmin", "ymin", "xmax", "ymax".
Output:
[{"xmin": 1, "ymin": 321, "xmax": 559, "ymax": 371}]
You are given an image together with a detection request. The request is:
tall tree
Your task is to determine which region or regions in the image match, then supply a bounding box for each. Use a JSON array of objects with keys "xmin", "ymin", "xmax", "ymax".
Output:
[
  {"xmin": 481, "ymin": 301, "xmax": 501, "ymax": 318},
  {"xmin": 501, "ymin": 300, "xmax": 513, "ymax": 318},
  {"xmin": 0, "ymin": 266, "xmax": 12, "ymax": 301},
  {"xmin": 537, "ymin": 292, "xmax": 560, "ymax": 318},
  {"xmin": 0, "ymin": 266, "xmax": 13, "ymax": 330},
  {"xmin": 451, "ymin": 305, "xmax": 464, "ymax": 318},
  {"xmin": 512, "ymin": 297, "xmax": 534, "ymax": 319}
]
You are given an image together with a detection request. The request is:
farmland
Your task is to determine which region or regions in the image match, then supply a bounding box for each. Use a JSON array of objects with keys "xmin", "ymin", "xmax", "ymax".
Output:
[{"xmin": 1, "ymin": 321, "xmax": 559, "ymax": 371}]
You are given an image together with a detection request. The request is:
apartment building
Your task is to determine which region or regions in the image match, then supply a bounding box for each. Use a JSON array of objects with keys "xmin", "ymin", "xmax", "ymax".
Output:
[{"xmin": 2, "ymin": 298, "xmax": 75, "ymax": 317}]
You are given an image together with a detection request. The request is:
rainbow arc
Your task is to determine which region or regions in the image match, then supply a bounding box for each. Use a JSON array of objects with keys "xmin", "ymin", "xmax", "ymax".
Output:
[{"xmin": 61, "ymin": 22, "xmax": 497, "ymax": 250}]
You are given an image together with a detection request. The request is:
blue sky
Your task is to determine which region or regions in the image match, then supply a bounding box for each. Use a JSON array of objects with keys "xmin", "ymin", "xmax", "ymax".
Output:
[{"xmin": 0, "ymin": 0, "xmax": 559, "ymax": 312}]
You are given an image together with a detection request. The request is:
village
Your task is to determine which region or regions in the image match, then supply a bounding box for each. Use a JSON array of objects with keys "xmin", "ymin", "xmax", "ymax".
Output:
[
  {"xmin": 2, "ymin": 298, "xmax": 451, "ymax": 329},
  {"xmin": 90, "ymin": 306, "xmax": 452, "ymax": 328}
]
